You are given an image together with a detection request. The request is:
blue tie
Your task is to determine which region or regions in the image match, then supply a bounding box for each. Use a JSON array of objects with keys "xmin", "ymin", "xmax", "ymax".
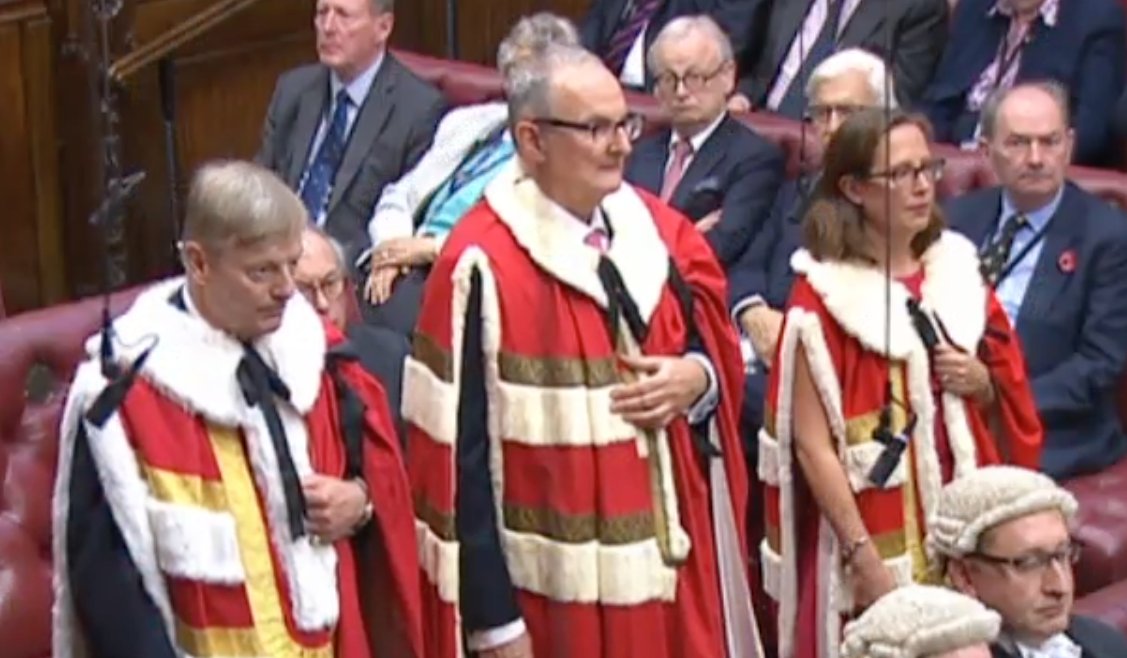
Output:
[{"xmin": 301, "ymin": 89, "xmax": 351, "ymax": 221}]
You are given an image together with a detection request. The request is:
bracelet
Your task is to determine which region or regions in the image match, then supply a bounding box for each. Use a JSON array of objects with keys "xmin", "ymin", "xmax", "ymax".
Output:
[
  {"xmin": 351, "ymin": 477, "xmax": 373, "ymax": 534},
  {"xmin": 841, "ymin": 536, "xmax": 871, "ymax": 565}
]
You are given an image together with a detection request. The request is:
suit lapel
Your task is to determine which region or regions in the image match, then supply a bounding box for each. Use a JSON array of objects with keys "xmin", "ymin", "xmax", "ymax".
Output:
[
  {"xmin": 959, "ymin": 189, "xmax": 1003, "ymax": 249},
  {"xmin": 328, "ymin": 54, "xmax": 397, "ymax": 212},
  {"xmin": 671, "ymin": 117, "xmax": 730, "ymax": 207},
  {"xmin": 1016, "ymin": 184, "xmax": 1082, "ymax": 336},
  {"xmin": 632, "ymin": 130, "xmax": 670, "ymax": 195},
  {"xmin": 286, "ymin": 69, "xmax": 330, "ymax": 188},
  {"xmin": 769, "ymin": 0, "xmax": 817, "ymax": 75},
  {"xmin": 838, "ymin": 0, "xmax": 885, "ymax": 47}
]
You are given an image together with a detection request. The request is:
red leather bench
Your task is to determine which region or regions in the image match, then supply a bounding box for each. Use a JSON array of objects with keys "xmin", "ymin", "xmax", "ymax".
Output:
[{"xmin": 0, "ymin": 52, "xmax": 1123, "ymax": 657}]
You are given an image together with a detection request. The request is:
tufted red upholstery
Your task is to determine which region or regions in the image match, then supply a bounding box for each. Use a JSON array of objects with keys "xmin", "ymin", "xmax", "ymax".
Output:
[
  {"xmin": 0, "ymin": 53, "xmax": 1124, "ymax": 655},
  {"xmin": 0, "ymin": 289, "xmax": 140, "ymax": 658}
]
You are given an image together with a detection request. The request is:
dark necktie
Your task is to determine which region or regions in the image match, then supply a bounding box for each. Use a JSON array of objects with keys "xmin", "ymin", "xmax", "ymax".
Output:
[
  {"xmin": 236, "ymin": 344, "xmax": 307, "ymax": 539},
  {"xmin": 777, "ymin": 0, "xmax": 845, "ymax": 119},
  {"xmin": 980, "ymin": 213, "xmax": 1030, "ymax": 285},
  {"xmin": 603, "ymin": 0, "xmax": 663, "ymax": 75},
  {"xmin": 300, "ymin": 88, "xmax": 352, "ymax": 221}
]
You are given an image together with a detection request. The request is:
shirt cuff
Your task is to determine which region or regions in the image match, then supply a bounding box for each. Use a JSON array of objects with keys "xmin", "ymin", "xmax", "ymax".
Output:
[
  {"xmin": 731, "ymin": 295, "xmax": 766, "ymax": 330},
  {"xmin": 684, "ymin": 351, "xmax": 720, "ymax": 424},
  {"xmin": 467, "ymin": 619, "xmax": 527, "ymax": 651}
]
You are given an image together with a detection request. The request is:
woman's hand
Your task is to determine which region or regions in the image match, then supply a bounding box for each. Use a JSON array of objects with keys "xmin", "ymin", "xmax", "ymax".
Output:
[
  {"xmin": 934, "ymin": 344, "xmax": 994, "ymax": 405},
  {"xmin": 848, "ymin": 546, "xmax": 898, "ymax": 611},
  {"xmin": 371, "ymin": 236, "xmax": 438, "ymax": 269}
]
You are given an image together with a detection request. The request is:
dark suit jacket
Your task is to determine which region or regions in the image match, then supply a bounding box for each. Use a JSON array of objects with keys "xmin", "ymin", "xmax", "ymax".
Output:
[
  {"xmin": 991, "ymin": 616, "xmax": 1127, "ymax": 658},
  {"xmin": 624, "ymin": 114, "xmax": 784, "ymax": 267},
  {"xmin": 737, "ymin": 0, "xmax": 947, "ymax": 109},
  {"xmin": 945, "ymin": 182, "xmax": 1127, "ymax": 479},
  {"xmin": 580, "ymin": 0, "xmax": 769, "ymax": 88},
  {"xmin": 347, "ymin": 323, "xmax": 410, "ymax": 445},
  {"xmin": 256, "ymin": 54, "xmax": 445, "ymax": 267},
  {"xmin": 921, "ymin": 0, "xmax": 1126, "ymax": 166}
]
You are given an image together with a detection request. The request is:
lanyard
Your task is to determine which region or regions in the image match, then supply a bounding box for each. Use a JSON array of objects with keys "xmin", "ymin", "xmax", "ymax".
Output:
[{"xmin": 981, "ymin": 214, "xmax": 1053, "ymax": 285}]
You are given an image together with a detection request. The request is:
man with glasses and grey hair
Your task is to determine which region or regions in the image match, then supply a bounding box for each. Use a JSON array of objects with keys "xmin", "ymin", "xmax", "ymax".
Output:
[
  {"xmin": 361, "ymin": 12, "xmax": 580, "ymax": 336},
  {"xmin": 727, "ymin": 47, "xmax": 896, "ymax": 487},
  {"xmin": 405, "ymin": 43, "xmax": 763, "ymax": 658},
  {"xmin": 625, "ymin": 15, "xmax": 783, "ymax": 269},
  {"xmin": 927, "ymin": 466, "xmax": 1127, "ymax": 657},
  {"xmin": 945, "ymin": 82, "xmax": 1127, "ymax": 480}
]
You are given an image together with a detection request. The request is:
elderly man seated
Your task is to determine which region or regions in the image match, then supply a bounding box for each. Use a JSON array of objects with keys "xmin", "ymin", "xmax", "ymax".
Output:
[
  {"xmin": 295, "ymin": 226, "xmax": 409, "ymax": 438},
  {"xmin": 360, "ymin": 12, "xmax": 579, "ymax": 336},
  {"xmin": 928, "ymin": 466, "xmax": 1127, "ymax": 658},
  {"xmin": 842, "ymin": 585, "xmax": 1001, "ymax": 658}
]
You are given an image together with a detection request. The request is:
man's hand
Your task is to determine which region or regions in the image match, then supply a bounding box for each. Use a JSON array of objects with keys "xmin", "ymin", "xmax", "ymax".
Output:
[
  {"xmin": 739, "ymin": 305, "xmax": 784, "ymax": 368},
  {"xmin": 302, "ymin": 474, "xmax": 368, "ymax": 543},
  {"xmin": 849, "ymin": 546, "xmax": 898, "ymax": 611},
  {"xmin": 610, "ymin": 355, "xmax": 708, "ymax": 430},
  {"xmin": 934, "ymin": 344, "xmax": 993, "ymax": 405},
  {"xmin": 727, "ymin": 93, "xmax": 752, "ymax": 113},
  {"xmin": 696, "ymin": 210, "xmax": 721, "ymax": 233},
  {"xmin": 479, "ymin": 632, "xmax": 534, "ymax": 658},
  {"xmin": 365, "ymin": 266, "xmax": 402, "ymax": 305}
]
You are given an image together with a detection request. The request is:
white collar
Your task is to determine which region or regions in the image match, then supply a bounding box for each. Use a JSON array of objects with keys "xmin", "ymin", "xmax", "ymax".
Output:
[
  {"xmin": 88, "ymin": 277, "xmax": 327, "ymax": 424},
  {"xmin": 330, "ymin": 50, "xmax": 385, "ymax": 108},
  {"xmin": 669, "ymin": 111, "xmax": 727, "ymax": 154},
  {"xmin": 1012, "ymin": 632, "xmax": 1081, "ymax": 658}
]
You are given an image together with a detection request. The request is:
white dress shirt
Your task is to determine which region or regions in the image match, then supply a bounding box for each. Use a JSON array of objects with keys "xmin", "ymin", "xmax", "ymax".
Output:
[
  {"xmin": 1010, "ymin": 632, "xmax": 1082, "ymax": 658},
  {"xmin": 766, "ymin": 0, "xmax": 864, "ymax": 110},
  {"xmin": 666, "ymin": 111, "xmax": 728, "ymax": 174},
  {"xmin": 620, "ymin": 27, "xmax": 650, "ymax": 87}
]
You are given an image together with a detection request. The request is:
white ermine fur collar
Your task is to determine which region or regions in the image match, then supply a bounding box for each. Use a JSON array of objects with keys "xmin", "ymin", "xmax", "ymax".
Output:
[
  {"xmin": 790, "ymin": 231, "xmax": 987, "ymax": 358},
  {"xmin": 85, "ymin": 277, "xmax": 327, "ymax": 424},
  {"xmin": 484, "ymin": 159, "xmax": 670, "ymax": 324}
]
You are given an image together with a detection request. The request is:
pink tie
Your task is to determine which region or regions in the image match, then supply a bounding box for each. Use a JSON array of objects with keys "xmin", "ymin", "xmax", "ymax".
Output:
[
  {"xmin": 585, "ymin": 227, "xmax": 609, "ymax": 253},
  {"xmin": 660, "ymin": 140, "xmax": 694, "ymax": 201}
]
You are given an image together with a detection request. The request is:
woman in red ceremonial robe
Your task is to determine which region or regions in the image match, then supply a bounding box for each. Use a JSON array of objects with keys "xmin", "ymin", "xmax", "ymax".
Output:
[{"xmin": 758, "ymin": 109, "xmax": 1043, "ymax": 658}]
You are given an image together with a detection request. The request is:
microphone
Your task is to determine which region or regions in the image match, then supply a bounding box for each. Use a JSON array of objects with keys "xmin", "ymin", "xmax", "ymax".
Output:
[
  {"xmin": 868, "ymin": 412, "xmax": 918, "ymax": 487},
  {"xmin": 906, "ymin": 298, "xmax": 939, "ymax": 350}
]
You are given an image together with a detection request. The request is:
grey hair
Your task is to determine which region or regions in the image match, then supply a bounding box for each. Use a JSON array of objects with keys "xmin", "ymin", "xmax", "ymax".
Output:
[
  {"xmin": 506, "ymin": 44, "xmax": 600, "ymax": 122},
  {"xmin": 806, "ymin": 48, "xmax": 898, "ymax": 109},
  {"xmin": 370, "ymin": 0, "xmax": 393, "ymax": 13},
  {"xmin": 182, "ymin": 160, "xmax": 306, "ymax": 249},
  {"xmin": 302, "ymin": 225, "xmax": 347, "ymax": 275},
  {"xmin": 646, "ymin": 15, "xmax": 734, "ymax": 74},
  {"xmin": 497, "ymin": 12, "xmax": 580, "ymax": 81},
  {"xmin": 979, "ymin": 80, "xmax": 1071, "ymax": 139}
]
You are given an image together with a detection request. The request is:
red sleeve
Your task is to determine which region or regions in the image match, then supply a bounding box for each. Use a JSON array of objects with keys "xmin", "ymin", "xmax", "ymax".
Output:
[
  {"xmin": 979, "ymin": 290, "xmax": 1044, "ymax": 470},
  {"xmin": 323, "ymin": 322, "xmax": 424, "ymax": 658},
  {"xmin": 645, "ymin": 194, "xmax": 750, "ymax": 557}
]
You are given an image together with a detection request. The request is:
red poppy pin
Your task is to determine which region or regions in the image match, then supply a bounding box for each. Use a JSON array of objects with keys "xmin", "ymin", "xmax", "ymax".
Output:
[{"xmin": 1058, "ymin": 249, "xmax": 1077, "ymax": 274}]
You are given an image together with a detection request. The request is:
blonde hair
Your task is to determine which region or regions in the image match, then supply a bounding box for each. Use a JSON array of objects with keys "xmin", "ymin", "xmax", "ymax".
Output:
[{"xmin": 182, "ymin": 160, "xmax": 306, "ymax": 249}]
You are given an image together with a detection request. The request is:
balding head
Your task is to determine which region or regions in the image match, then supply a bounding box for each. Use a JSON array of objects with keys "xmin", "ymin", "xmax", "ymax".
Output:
[
  {"xmin": 979, "ymin": 82, "xmax": 1073, "ymax": 212},
  {"xmin": 295, "ymin": 227, "xmax": 349, "ymax": 328}
]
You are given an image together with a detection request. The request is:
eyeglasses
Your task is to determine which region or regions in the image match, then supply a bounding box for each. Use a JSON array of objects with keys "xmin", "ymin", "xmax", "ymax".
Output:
[
  {"xmin": 532, "ymin": 113, "xmax": 645, "ymax": 143},
  {"xmin": 969, "ymin": 542, "xmax": 1081, "ymax": 575},
  {"xmin": 296, "ymin": 273, "xmax": 345, "ymax": 302},
  {"xmin": 867, "ymin": 158, "xmax": 946, "ymax": 188},
  {"xmin": 805, "ymin": 103, "xmax": 869, "ymax": 125},
  {"xmin": 653, "ymin": 62, "xmax": 730, "ymax": 94}
]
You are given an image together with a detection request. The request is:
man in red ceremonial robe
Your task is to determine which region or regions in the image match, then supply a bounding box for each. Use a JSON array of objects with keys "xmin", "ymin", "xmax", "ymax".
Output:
[
  {"xmin": 52, "ymin": 160, "xmax": 422, "ymax": 658},
  {"xmin": 404, "ymin": 44, "xmax": 762, "ymax": 658}
]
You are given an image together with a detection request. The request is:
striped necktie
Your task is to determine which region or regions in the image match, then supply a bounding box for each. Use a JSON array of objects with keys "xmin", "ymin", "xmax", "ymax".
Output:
[{"xmin": 603, "ymin": 0, "xmax": 663, "ymax": 75}]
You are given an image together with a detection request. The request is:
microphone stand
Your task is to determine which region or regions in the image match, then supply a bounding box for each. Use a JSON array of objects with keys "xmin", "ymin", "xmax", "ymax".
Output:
[{"xmin": 159, "ymin": 57, "xmax": 182, "ymax": 266}]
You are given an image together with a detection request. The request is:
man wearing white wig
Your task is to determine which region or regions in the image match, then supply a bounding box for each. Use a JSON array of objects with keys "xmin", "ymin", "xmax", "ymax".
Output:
[
  {"xmin": 928, "ymin": 466, "xmax": 1127, "ymax": 658},
  {"xmin": 841, "ymin": 584, "xmax": 1001, "ymax": 658}
]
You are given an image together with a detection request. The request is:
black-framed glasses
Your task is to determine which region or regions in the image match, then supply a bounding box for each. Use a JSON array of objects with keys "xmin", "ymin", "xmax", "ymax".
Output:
[
  {"xmin": 805, "ymin": 103, "xmax": 869, "ymax": 125},
  {"xmin": 968, "ymin": 542, "xmax": 1081, "ymax": 575},
  {"xmin": 532, "ymin": 113, "xmax": 645, "ymax": 142},
  {"xmin": 867, "ymin": 158, "xmax": 946, "ymax": 188},
  {"xmin": 653, "ymin": 62, "xmax": 731, "ymax": 94}
]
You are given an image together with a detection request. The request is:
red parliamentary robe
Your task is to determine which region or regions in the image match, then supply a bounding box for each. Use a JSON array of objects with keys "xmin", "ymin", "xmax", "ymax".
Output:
[
  {"xmin": 405, "ymin": 161, "xmax": 760, "ymax": 658},
  {"xmin": 759, "ymin": 232, "xmax": 1043, "ymax": 658},
  {"xmin": 52, "ymin": 279, "xmax": 422, "ymax": 658}
]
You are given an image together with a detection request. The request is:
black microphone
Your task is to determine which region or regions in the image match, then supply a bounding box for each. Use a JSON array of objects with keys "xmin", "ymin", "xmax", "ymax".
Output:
[
  {"xmin": 868, "ymin": 413, "xmax": 918, "ymax": 487},
  {"xmin": 906, "ymin": 298, "xmax": 939, "ymax": 350}
]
